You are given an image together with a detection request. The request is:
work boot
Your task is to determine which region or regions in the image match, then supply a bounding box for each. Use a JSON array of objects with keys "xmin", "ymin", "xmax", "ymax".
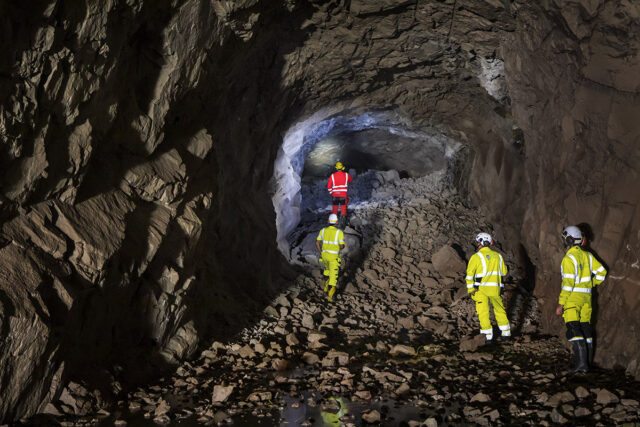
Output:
[
  {"xmin": 327, "ymin": 286, "xmax": 336, "ymax": 302},
  {"xmin": 499, "ymin": 334, "xmax": 511, "ymax": 343},
  {"xmin": 480, "ymin": 335, "xmax": 495, "ymax": 347},
  {"xmin": 586, "ymin": 340, "xmax": 594, "ymax": 368},
  {"xmin": 572, "ymin": 340, "xmax": 589, "ymax": 373}
]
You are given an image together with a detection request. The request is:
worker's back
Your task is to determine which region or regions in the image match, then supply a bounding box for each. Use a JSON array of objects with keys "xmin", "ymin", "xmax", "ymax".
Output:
[
  {"xmin": 466, "ymin": 247, "xmax": 506, "ymax": 296},
  {"xmin": 318, "ymin": 226, "xmax": 343, "ymax": 259}
]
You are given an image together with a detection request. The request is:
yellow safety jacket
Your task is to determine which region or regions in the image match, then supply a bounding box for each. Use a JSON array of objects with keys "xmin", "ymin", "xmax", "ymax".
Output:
[
  {"xmin": 317, "ymin": 226, "xmax": 344, "ymax": 259},
  {"xmin": 558, "ymin": 246, "xmax": 607, "ymax": 305},
  {"xmin": 465, "ymin": 247, "xmax": 507, "ymax": 297}
]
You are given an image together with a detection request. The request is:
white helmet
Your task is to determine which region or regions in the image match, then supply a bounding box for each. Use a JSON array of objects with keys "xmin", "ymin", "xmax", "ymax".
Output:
[
  {"xmin": 562, "ymin": 226, "xmax": 584, "ymax": 246},
  {"xmin": 475, "ymin": 232, "xmax": 493, "ymax": 247},
  {"xmin": 328, "ymin": 214, "xmax": 338, "ymax": 224}
]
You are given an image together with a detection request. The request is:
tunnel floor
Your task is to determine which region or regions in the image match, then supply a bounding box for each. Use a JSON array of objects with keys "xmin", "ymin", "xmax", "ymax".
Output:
[{"xmin": 30, "ymin": 176, "xmax": 640, "ymax": 426}]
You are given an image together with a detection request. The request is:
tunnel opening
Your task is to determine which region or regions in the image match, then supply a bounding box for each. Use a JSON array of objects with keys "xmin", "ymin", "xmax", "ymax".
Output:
[
  {"xmin": 272, "ymin": 108, "xmax": 462, "ymax": 265},
  {"xmin": 272, "ymin": 107, "xmax": 462, "ymax": 265}
]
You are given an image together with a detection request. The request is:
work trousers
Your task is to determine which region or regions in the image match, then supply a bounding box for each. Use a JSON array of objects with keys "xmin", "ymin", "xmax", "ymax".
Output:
[
  {"xmin": 331, "ymin": 196, "xmax": 348, "ymax": 216},
  {"xmin": 471, "ymin": 291, "xmax": 510, "ymax": 339},
  {"xmin": 321, "ymin": 254, "xmax": 341, "ymax": 288},
  {"xmin": 562, "ymin": 299, "xmax": 593, "ymax": 344}
]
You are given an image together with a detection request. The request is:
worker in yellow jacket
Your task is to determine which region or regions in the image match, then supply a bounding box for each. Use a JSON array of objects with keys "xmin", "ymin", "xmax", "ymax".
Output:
[
  {"xmin": 555, "ymin": 226, "xmax": 607, "ymax": 373},
  {"xmin": 316, "ymin": 214, "xmax": 345, "ymax": 302},
  {"xmin": 465, "ymin": 232, "xmax": 511, "ymax": 343}
]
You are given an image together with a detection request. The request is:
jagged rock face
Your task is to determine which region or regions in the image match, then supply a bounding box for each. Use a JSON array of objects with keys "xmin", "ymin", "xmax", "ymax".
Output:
[
  {"xmin": 491, "ymin": 1, "xmax": 640, "ymax": 377},
  {"xmin": 0, "ymin": 0, "xmax": 638, "ymax": 421}
]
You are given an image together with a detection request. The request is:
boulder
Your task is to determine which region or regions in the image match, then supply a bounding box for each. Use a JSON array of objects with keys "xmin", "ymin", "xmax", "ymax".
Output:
[
  {"xmin": 362, "ymin": 409, "xmax": 381, "ymax": 423},
  {"xmin": 459, "ymin": 335, "xmax": 487, "ymax": 352},
  {"xmin": 596, "ymin": 389, "xmax": 619, "ymax": 405},
  {"xmin": 302, "ymin": 314, "xmax": 315, "ymax": 329},
  {"xmin": 431, "ymin": 245, "xmax": 466, "ymax": 277},
  {"xmin": 389, "ymin": 344, "xmax": 416, "ymax": 357},
  {"xmin": 212, "ymin": 385, "xmax": 234, "ymax": 403},
  {"xmin": 470, "ymin": 392, "xmax": 490, "ymax": 403},
  {"xmin": 302, "ymin": 352, "xmax": 320, "ymax": 365}
]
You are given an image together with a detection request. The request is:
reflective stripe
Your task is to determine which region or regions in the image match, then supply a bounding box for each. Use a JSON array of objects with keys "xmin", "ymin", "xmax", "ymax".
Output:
[
  {"xmin": 562, "ymin": 274, "xmax": 575, "ymax": 279},
  {"xmin": 567, "ymin": 254, "xmax": 579, "ymax": 284},
  {"xmin": 570, "ymin": 287, "xmax": 591, "ymax": 294},
  {"xmin": 478, "ymin": 253, "xmax": 487, "ymax": 278},
  {"xmin": 480, "ymin": 328, "xmax": 493, "ymax": 335},
  {"xmin": 320, "ymin": 227, "xmax": 343, "ymax": 255},
  {"xmin": 466, "ymin": 284, "xmax": 474, "ymax": 289},
  {"xmin": 594, "ymin": 266, "xmax": 605, "ymax": 273},
  {"xmin": 498, "ymin": 324, "xmax": 511, "ymax": 331},
  {"xmin": 329, "ymin": 173, "xmax": 349, "ymax": 194},
  {"xmin": 499, "ymin": 255, "xmax": 504, "ymax": 276},
  {"xmin": 576, "ymin": 276, "xmax": 592, "ymax": 284},
  {"xmin": 569, "ymin": 337, "xmax": 584, "ymax": 341},
  {"xmin": 479, "ymin": 282, "xmax": 501, "ymax": 287},
  {"xmin": 586, "ymin": 338, "xmax": 593, "ymax": 343},
  {"xmin": 589, "ymin": 253, "xmax": 593, "ymax": 276},
  {"xmin": 502, "ymin": 331, "xmax": 511, "ymax": 336},
  {"xmin": 465, "ymin": 276, "xmax": 473, "ymax": 281},
  {"xmin": 562, "ymin": 285, "xmax": 591, "ymax": 293},
  {"xmin": 595, "ymin": 275, "xmax": 605, "ymax": 281},
  {"xmin": 485, "ymin": 271, "xmax": 501, "ymax": 276}
]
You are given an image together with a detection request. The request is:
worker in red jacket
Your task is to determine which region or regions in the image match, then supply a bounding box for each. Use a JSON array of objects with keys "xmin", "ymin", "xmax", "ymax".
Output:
[{"xmin": 327, "ymin": 161, "xmax": 353, "ymax": 219}]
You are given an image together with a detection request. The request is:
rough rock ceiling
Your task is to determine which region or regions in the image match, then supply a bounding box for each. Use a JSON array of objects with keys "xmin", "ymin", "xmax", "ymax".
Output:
[{"xmin": 302, "ymin": 128, "xmax": 447, "ymax": 179}]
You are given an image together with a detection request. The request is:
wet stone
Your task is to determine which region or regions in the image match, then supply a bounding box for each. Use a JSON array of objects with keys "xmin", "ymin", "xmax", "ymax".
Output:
[{"xmin": 389, "ymin": 344, "xmax": 415, "ymax": 357}]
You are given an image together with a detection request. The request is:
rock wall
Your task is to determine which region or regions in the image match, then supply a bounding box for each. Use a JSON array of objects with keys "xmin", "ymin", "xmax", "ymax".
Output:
[
  {"xmin": 0, "ymin": 0, "xmax": 309, "ymax": 420},
  {"xmin": 474, "ymin": 1, "xmax": 640, "ymax": 377}
]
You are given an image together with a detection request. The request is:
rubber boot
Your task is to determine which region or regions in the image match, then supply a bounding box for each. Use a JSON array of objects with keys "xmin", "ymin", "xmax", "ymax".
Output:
[
  {"xmin": 499, "ymin": 334, "xmax": 511, "ymax": 343},
  {"xmin": 572, "ymin": 340, "xmax": 589, "ymax": 373},
  {"xmin": 586, "ymin": 341, "xmax": 594, "ymax": 368}
]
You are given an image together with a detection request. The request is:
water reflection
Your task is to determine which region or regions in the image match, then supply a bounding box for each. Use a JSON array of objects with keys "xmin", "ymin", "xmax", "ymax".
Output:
[{"xmin": 278, "ymin": 392, "xmax": 428, "ymax": 426}]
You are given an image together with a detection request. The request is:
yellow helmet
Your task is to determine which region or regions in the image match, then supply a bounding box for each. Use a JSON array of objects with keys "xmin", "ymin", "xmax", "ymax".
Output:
[{"xmin": 335, "ymin": 161, "xmax": 345, "ymax": 171}]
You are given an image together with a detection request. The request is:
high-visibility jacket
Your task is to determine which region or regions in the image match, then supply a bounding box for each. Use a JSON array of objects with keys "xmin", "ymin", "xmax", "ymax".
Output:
[
  {"xmin": 465, "ymin": 247, "xmax": 507, "ymax": 297},
  {"xmin": 327, "ymin": 171, "xmax": 352, "ymax": 197},
  {"xmin": 559, "ymin": 246, "xmax": 607, "ymax": 306},
  {"xmin": 317, "ymin": 226, "xmax": 344, "ymax": 259}
]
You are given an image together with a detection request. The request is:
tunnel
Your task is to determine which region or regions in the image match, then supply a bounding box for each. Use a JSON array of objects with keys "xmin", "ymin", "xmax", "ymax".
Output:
[
  {"xmin": 1, "ymin": 0, "xmax": 640, "ymax": 424},
  {"xmin": 272, "ymin": 107, "xmax": 460, "ymax": 264}
]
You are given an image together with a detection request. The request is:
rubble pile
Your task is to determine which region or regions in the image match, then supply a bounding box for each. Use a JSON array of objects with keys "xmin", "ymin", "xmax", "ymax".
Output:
[{"xmin": 42, "ymin": 175, "xmax": 640, "ymax": 425}]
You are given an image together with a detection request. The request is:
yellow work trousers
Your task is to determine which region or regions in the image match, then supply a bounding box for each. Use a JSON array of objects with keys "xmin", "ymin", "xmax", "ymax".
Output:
[
  {"xmin": 321, "ymin": 255, "xmax": 340, "ymax": 288},
  {"xmin": 562, "ymin": 299, "xmax": 592, "ymax": 323},
  {"xmin": 471, "ymin": 291, "xmax": 510, "ymax": 337}
]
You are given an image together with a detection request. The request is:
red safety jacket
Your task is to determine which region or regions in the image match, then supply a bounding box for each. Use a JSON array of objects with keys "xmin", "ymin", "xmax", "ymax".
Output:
[{"xmin": 327, "ymin": 171, "xmax": 352, "ymax": 197}]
